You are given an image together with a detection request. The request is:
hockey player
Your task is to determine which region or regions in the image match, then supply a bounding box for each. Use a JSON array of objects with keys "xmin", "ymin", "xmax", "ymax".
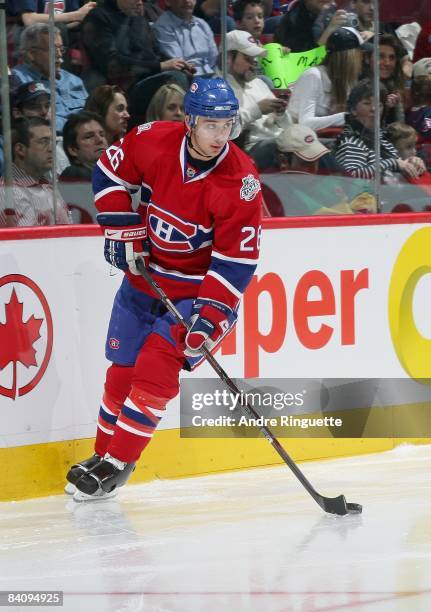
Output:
[{"xmin": 66, "ymin": 77, "xmax": 262, "ymax": 501}]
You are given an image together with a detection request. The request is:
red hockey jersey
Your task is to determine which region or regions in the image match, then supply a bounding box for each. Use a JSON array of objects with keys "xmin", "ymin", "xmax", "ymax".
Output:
[{"xmin": 93, "ymin": 121, "xmax": 262, "ymax": 312}]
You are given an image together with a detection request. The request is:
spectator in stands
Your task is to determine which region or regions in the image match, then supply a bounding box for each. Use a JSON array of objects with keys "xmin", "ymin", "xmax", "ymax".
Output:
[
  {"xmin": 80, "ymin": 0, "xmax": 191, "ymax": 119},
  {"xmin": 5, "ymin": 0, "xmax": 96, "ymax": 66},
  {"xmin": 9, "ymin": 80, "xmax": 70, "ymax": 174},
  {"xmin": 334, "ymin": 79, "xmax": 422, "ymax": 181},
  {"xmin": 12, "ymin": 24, "xmax": 88, "ymax": 132},
  {"xmin": 386, "ymin": 122, "xmax": 426, "ymax": 169},
  {"xmin": 414, "ymin": 21, "xmax": 431, "ymax": 65},
  {"xmin": 11, "ymin": 81, "xmax": 50, "ymax": 121},
  {"xmin": 146, "ymin": 83, "xmax": 186, "ymax": 122},
  {"xmin": 153, "ymin": 0, "xmax": 217, "ymax": 77},
  {"xmin": 274, "ymin": 0, "xmax": 351, "ymax": 52},
  {"xmin": 350, "ymin": 0, "xmax": 412, "ymax": 77},
  {"xmin": 362, "ymin": 33, "xmax": 407, "ymax": 123},
  {"xmin": 406, "ymin": 64, "xmax": 431, "ymax": 142},
  {"xmin": 193, "ymin": 0, "xmax": 236, "ymax": 34},
  {"xmin": 233, "ymin": 0, "xmax": 265, "ymax": 41},
  {"xmin": 267, "ymin": 123, "xmax": 377, "ymax": 214},
  {"xmin": 288, "ymin": 27, "xmax": 366, "ymax": 131},
  {"xmin": 224, "ymin": 29, "xmax": 291, "ymax": 169},
  {"xmin": 60, "ymin": 111, "xmax": 108, "ymax": 180},
  {"xmin": 0, "ymin": 118, "xmax": 70, "ymax": 226},
  {"xmin": 85, "ymin": 85, "xmax": 130, "ymax": 145},
  {"xmin": 6, "ymin": 0, "xmax": 96, "ymax": 28}
]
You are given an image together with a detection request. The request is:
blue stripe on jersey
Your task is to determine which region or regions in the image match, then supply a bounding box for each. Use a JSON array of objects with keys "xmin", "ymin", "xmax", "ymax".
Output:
[
  {"xmin": 140, "ymin": 185, "xmax": 151, "ymax": 202},
  {"xmin": 99, "ymin": 406, "xmax": 118, "ymax": 425},
  {"xmin": 92, "ymin": 164, "xmax": 139, "ymax": 196},
  {"xmin": 208, "ymin": 256, "xmax": 257, "ymax": 293},
  {"xmin": 122, "ymin": 405, "xmax": 159, "ymax": 427}
]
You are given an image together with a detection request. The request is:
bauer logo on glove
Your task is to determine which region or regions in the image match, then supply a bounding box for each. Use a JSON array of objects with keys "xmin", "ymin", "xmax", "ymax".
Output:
[{"xmin": 97, "ymin": 212, "xmax": 149, "ymax": 275}]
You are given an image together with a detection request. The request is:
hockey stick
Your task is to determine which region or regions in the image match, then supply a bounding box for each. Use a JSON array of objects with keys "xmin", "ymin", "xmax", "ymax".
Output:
[{"xmin": 136, "ymin": 258, "xmax": 362, "ymax": 516}]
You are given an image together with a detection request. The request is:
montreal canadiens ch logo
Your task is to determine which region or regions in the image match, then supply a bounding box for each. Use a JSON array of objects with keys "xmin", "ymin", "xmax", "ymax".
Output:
[
  {"xmin": 148, "ymin": 203, "xmax": 211, "ymax": 252},
  {"xmin": 0, "ymin": 275, "xmax": 53, "ymax": 400}
]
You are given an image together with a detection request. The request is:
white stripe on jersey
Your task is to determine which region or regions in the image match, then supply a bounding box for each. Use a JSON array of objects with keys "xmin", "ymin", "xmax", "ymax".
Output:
[
  {"xmin": 149, "ymin": 262, "xmax": 205, "ymax": 281},
  {"xmin": 212, "ymin": 250, "xmax": 258, "ymax": 265},
  {"xmin": 95, "ymin": 186, "xmax": 128, "ymax": 201},
  {"xmin": 207, "ymin": 270, "xmax": 243, "ymax": 299},
  {"xmin": 97, "ymin": 159, "xmax": 141, "ymax": 190}
]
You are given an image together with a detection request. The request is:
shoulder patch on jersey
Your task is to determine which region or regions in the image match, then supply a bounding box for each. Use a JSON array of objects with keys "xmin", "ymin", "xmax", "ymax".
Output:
[
  {"xmin": 136, "ymin": 122, "xmax": 153, "ymax": 135},
  {"xmin": 240, "ymin": 174, "xmax": 261, "ymax": 202}
]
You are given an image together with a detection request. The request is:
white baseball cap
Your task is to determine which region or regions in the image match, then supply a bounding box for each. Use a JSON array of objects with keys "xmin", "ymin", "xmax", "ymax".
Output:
[
  {"xmin": 413, "ymin": 57, "xmax": 431, "ymax": 78},
  {"xmin": 225, "ymin": 30, "xmax": 267, "ymax": 58},
  {"xmin": 276, "ymin": 125, "xmax": 329, "ymax": 162}
]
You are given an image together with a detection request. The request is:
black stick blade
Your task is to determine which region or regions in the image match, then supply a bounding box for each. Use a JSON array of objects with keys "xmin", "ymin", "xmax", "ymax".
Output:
[{"xmin": 319, "ymin": 494, "xmax": 363, "ymax": 516}]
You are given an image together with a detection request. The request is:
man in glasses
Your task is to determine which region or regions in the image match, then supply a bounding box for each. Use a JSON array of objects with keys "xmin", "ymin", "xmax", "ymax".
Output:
[
  {"xmin": 12, "ymin": 23, "xmax": 88, "ymax": 131},
  {"xmin": 0, "ymin": 118, "xmax": 70, "ymax": 226}
]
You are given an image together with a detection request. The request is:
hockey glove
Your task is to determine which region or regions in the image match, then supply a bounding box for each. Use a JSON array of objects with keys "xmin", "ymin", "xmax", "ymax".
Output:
[
  {"xmin": 97, "ymin": 212, "xmax": 149, "ymax": 275},
  {"xmin": 184, "ymin": 300, "xmax": 232, "ymax": 357}
]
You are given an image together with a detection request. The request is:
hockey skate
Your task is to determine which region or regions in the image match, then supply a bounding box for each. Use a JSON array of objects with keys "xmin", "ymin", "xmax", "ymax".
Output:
[
  {"xmin": 64, "ymin": 453, "xmax": 102, "ymax": 495},
  {"xmin": 73, "ymin": 454, "xmax": 136, "ymax": 502}
]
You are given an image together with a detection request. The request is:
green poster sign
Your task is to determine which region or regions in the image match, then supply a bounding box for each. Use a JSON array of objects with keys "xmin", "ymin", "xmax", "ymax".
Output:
[{"xmin": 260, "ymin": 43, "xmax": 327, "ymax": 88}]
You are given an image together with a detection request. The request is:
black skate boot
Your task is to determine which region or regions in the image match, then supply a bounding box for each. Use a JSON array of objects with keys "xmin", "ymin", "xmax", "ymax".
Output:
[
  {"xmin": 73, "ymin": 454, "xmax": 135, "ymax": 502},
  {"xmin": 65, "ymin": 453, "xmax": 102, "ymax": 495}
]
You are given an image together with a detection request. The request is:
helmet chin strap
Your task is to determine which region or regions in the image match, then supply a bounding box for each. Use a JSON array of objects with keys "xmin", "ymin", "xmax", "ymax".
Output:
[{"xmin": 187, "ymin": 131, "xmax": 213, "ymax": 159}]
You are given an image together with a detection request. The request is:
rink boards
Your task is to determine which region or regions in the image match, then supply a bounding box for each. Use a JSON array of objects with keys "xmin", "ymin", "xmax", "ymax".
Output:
[{"xmin": 1, "ymin": 215, "xmax": 431, "ymax": 500}]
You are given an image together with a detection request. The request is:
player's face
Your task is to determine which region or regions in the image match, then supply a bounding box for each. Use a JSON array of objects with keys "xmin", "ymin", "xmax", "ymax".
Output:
[{"xmin": 189, "ymin": 117, "xmax": 233, "ymax": 159}]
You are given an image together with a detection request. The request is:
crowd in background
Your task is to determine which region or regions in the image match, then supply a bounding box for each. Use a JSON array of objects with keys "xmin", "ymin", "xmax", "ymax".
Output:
[{"xmin": 1, "ymin": 0, "xmax": 431, "ymax": 224}]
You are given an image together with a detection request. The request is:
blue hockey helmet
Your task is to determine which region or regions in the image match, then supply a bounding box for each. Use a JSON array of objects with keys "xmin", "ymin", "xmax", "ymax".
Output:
[
  {"xmin": 184, "ymin": 77, "xmax": 241, "ymax": 138},
  {"xmin": 184, "ymin": 77, "xmax": 239, "ymax": 119}
]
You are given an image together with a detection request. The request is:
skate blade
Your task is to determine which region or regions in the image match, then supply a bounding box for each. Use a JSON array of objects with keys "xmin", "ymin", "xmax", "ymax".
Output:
[
  {"xmin": 64, "ymin": 482, "xmax": 76, "ymax": 495},
  {"xmin": 73, "ymin": 488, "xmax": 118, "ymax": 503}
]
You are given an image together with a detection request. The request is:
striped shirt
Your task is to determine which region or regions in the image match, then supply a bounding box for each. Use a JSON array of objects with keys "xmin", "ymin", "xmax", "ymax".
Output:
[
  {"xmin": 0, "ymin": 164, "xmax": 71, "ymax": 227},
  {"xmin": 335, "ymin": 124, "xmax": 400, "ymax": 180}
]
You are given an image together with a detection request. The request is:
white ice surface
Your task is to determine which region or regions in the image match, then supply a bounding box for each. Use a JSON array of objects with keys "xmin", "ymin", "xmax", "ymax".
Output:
[{"xmin": 1, "ymin": 444, "xmax": 431, "ymax": 612}]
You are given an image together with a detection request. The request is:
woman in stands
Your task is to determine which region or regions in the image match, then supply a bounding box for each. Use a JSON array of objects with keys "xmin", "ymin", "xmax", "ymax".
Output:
[
  {"xmin": 334, "ymin": 79, "xmax": 423, "ymax": 181},
  {"xmin": 288, "ymin": 27, "xmax": 366, "ymax": 131},
  {"xmin": 145, "ymin": 84, "xmax": 186, "ymax": 122},
  {"xmin": 85, "ymin": 85, "xmax": 130, "ymax": 144},
  {"xmin": 362, "ymin": 33, "xmax": 407, "ymax": 124}
]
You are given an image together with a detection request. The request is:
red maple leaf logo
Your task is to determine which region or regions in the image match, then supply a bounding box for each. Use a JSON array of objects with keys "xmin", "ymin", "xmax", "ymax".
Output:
[{"xmin": 0, "ymin": 289, "xmax": 43, "ymax": 399}]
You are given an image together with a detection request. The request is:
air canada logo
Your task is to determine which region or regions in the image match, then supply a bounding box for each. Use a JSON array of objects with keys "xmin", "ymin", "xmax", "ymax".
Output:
[{"xmin": 0, "ymin": 275, "xmax": 53, "ymax": 400}]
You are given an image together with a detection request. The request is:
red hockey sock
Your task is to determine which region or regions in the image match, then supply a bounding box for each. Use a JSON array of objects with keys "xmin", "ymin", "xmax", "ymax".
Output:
[
  {"xmin": 107, "ymin": 386, "xmax": 169, "ymax": 462},
  {"xmin": 106, "ymin": 333, "xmax": 184, "ymax": 463},
  {"xmin": 94, "ymin": 364, "xmax": 133, "ymax": 456}
]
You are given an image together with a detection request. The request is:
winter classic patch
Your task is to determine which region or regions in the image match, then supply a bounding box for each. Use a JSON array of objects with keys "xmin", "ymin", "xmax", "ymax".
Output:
[{"xmin": 240, "ymin": 175, "xmax": 261, "ymax": 201}]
